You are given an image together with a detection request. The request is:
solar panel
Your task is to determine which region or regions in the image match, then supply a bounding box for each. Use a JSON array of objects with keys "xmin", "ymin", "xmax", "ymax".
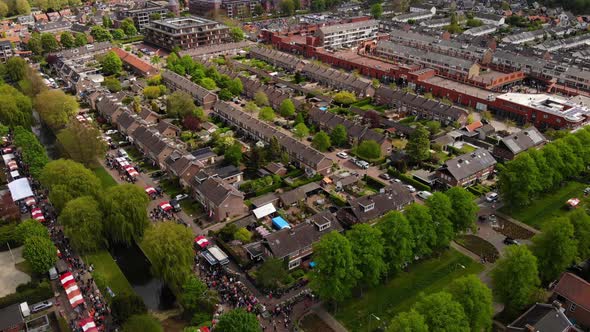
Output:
[
  {"xmin": 527, "ymin": 130, "xmax": 544, "ymax": 144},
  {"xmin": 504, "ymin": 139, "xmax": 522, "ymax": 153}
]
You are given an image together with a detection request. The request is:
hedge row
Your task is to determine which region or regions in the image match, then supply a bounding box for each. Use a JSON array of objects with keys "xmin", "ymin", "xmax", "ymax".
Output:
[{"xmin": 0, "ymin": 281, "xmax": 52, "ymax": 309}]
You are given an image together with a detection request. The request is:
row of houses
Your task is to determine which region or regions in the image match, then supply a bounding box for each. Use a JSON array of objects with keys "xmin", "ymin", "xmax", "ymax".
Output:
[
  {"xmin": 249, "ymin": 46, "xmax": 304, "ymax": 72},
  {"xmin": 161, "ymin": 70, "xmax": 218, "ymax": 110},
  {"xmin": 300, "ymin": 62, "xmax": 375, "ymax": 97}
]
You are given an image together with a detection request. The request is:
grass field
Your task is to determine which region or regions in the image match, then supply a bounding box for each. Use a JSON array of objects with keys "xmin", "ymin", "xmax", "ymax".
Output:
[
  {"xmin": 501, "ymin": 180, "xmax": 587, "ymax": 229},
  {"xmin": 84, "ymin": 250, "xmax": 134, "ymax": 298},
  {"xmin": 334, "ymin": 249, "xmax": 484, "ymax": 331},
  {"xmin": 92, "ymin": 166, "xmax": 118, "ymax": 188}
]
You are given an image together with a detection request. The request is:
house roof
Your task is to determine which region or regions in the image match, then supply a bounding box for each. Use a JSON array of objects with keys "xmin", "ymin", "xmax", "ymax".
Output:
[
  {"xmin": 0, "ymin": 304, "xmax": 24, "ymax": 330},
  {"xmin": 195, "ymin": 177, "xmax": 243, "ymax": 206},
  {"xmin": 507, "ymin": 303, "xmax": 575, "ymax": 332},
  {"xmin": 162, "ymin": 70, "xmax": 217, "ymax": 101},
  {"xmin": 340, "ymin": 182, "xmax": 414, "ymax": 224},
  {"xmin": 112, "ymin": 47, "xmax": 158, "ymax": 76},
  {"xmin": 308, "ymin": 108, "xmax": 387, "ymax": 144},
  {"xmin": 499, "ymin": 127, "xmax": 546, "ymax": 155},
  {"xmin": 440, "ymin": 148, "xmax": 497, "ymax": 181},
  {"xmin": 279, "ymin": 182, "xmax": 321, "ymax": 206},
  {"xmin": 554, "ymin": 272, "xmax": 590, "ymax": 312},
  {"xmin": 465, "ymin": 121, "xmax": 483, "ymax": 132}
]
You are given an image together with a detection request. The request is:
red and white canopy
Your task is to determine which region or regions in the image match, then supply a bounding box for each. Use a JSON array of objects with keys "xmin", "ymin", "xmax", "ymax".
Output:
[
  {"xmin": 33, "ymin": 214, "xmax": 45, "ymax": 222},
  {"xmin": 194, "ymin": 236, "xmax": 209, "ymax": 249},
  {"xmin": 79, "ymin": 317, "xmax": 99, "ymax": 332},
  {"xmin": 60, "ymin": 272, "xmax": 85, "ymax": 308},
  {"xmin": 24, "ymin": 197, "xmax": 36, "ymax": 206},
  {"xmin": 2, "ymin": 147, "xmax": 12, "ymax": 154},
  {"xmin": 124, "ymin": 165, "xmax": 138, "ymax": 177},
  {"xmin": 159, "ymin": 202, "xmax": 172, "ymax": 212},
  {"xmin": 567, "ymin": 198, "xmax": 580, "ymax": 208},
  {"xmin": 119, "ymin": 160, "xmax": 130, "ymax": 167},
  {"xmin": 7, "ymin": 160, "xmax": 18, "ymax": 171},
  {"xmin": 60, "ymin": 272, "xmax": 74, "ymax": 286},
  {"xmin": 31, "ymin": 208, "xmax": 43, "ymax": 217},
  {"xmin": 145, "ymin": 186, "xmax": 156, "ymax": 195}
]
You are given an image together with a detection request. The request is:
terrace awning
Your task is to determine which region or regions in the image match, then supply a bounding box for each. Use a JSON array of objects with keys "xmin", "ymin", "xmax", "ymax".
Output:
[
  {"xmin": 60, "ymin": 272, "xmax": 85, "ymax": 308},
  {"xmin": 31, "ymin": 208, "xmax": 43, "ymax": 217},
  {"xmin": 24, "ymin": 197, "xmax": 36, "ymax": 207},
  {"xmin": 2, "ymin": 153, "xmax": 14, "ymax": 163},
  {"xmin": 7, "ymin": 161, "xmax": 18, "ymax": 171},
  {"xmin": 252, "ymin": 203, "xmax": 276, "ymax": 219},
  {"xmin": 159, "ymin": 202, "xmax": 172, "ymax": 212},
  {"xmin": 79, "ymin": 318, "xmax": 99, "ymax": 332},
  {"xmin": 2, "ymin": 147, "xmax": 12, "ymax": 154},
  {"xmin": 145, "ymin": 186, "xmax": 156, "ymax": 195},
  {"xmin": 124, "ymin": 165, "xmax": 138, "ymax": 177},
  {"xmin": 194, "ymin": 236, "xmax": 209, "ymax": 249},
  {"xmin": 567, "ymin": 198, "xmax": 580, "ymax": 208}
]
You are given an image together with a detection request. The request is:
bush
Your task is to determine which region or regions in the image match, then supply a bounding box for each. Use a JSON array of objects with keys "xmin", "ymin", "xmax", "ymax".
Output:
[
  {"xmin": 0, "ymin": 223, "xmax": 21, "ymax": 251},
  {"xmin": 0, "ymin": 281, "xmax": 52, "ymax": 309},
  {"xmin": 112, "ymin": 293, "xmax": 148, "ymax": 323},
  {"xmin": 191, "ymin": 312, "xmax": 212, "ymax": 326}
]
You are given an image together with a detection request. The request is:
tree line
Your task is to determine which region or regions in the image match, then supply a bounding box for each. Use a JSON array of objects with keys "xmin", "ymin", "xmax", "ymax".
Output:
[
  {"xmin": 498, "ymin": 126, "xmax": 590, "ymax": 209},
  {"xmin": 309, "ymin": 188, "xmax": 479, "ymax": 304}
]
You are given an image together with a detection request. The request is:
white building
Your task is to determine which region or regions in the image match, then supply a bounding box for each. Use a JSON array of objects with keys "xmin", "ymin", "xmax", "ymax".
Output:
[
  {"xmin": 392, "ymin": 7, "xmax": 436, "ymax": 22},
  {"xmin": 317, "ymin": 20, "xmax": 378, "ymax": 48}
]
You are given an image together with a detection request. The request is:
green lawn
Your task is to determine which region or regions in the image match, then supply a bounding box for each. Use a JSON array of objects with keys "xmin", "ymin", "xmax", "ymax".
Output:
[
  {"xmin": 84, "ymin": 250, "xmax": 134, "ymax": 298},
  {"xmin": 92, "ymin": 166, "xmax": 118, "ymax": 188},
  {"xmin": 334, "ymin": 249, "xmax": 484, "ymax": 331},
  {"xmin": 501, "ymin": 180, "xmax": 588, "ymax": 229}
]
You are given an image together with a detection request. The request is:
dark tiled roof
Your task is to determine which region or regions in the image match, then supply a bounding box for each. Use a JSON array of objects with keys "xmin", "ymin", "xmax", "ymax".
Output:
[
  {"xmin": 0, "ymin": 304, "xmax": 23, "ymax": 330},
  {"xmin": 195, "ymin": 177, "xmax": 244, "ymax": 206},
  {"xmin": 508, "ymin": 303, "xmax": 574, "ymax": 332},
  {"xmin": 340, "ymin": 182, "xmax": 414, "ymax": 223},
  {"xmin": 498, "ymin": 127, "xmax": 546, "ymax": 155},
  {"xmin": 440, "ymin": 148, "xmax": 497, "ymax": 181}
]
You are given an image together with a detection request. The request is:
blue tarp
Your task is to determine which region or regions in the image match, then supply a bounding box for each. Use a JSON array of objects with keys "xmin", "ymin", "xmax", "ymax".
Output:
[
  {"xmin": 272, "ymin": 216, "xmax": 291, "ymax": 230},
  {"xmin": 309, "ymin": 261, "xmax": 316, "ymax": 268}
]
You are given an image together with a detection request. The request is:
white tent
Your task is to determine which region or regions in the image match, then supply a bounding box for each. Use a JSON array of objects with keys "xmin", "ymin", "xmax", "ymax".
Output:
[
  {"xmin": 7, "ymin": 178, "xmax": 34, "ymax": 201},
  {"xmin": 2, "ymin": 153, "xmax": 14, "ymax": 164},
  {"xmin": 252, "ymin": 203, "xmax": 276, "ymax": 219},
  {"xmin": 10, "ymin": 170, "xmax": 20, "ymax": 179}
]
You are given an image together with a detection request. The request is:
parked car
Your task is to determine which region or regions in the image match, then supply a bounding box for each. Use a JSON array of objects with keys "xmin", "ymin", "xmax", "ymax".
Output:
[
  {"xmin": 175, "ymin": 194, "xmax": 189, "ymax": 201},
  {"xmin": 503, "ymin": 237, "xmax": 520, "ymax": 245},
  {"xmin": 150, "ymin": 171, "xmax": 164, "ymax": 178},
  {"xmin": 356, "ymin": 160, "xmax": 369, "ymax": 169},
  {"xmin": 417, "ymin": 191, "xmax": 433, "ymax": 200},
  {"xmin": 379, "ymin": 173, "xmax": 391, "ymax": 180},
  {"xmin": 405, "ymin": 185, "xmax": 416, "ymax": 193},
  {"xmin": 105, "ymin": 129, "xmax": 118, "ymax": 135},
  {"xmin": 488, "ymin": 214, "xmax": 497, "ymax": 222},
  {"xmin": 170, "ymin": 199, "xmax": 181, "ymax": 212},
  {"xmin": 584, "ymin": 187, "xmax": 590, "ymax": 195},
  {"xmin": 336, "ymin": 152, "xmax": 348, "ymax": 159},
  {"xmin": 485, "ymin": 192, "xmax": 499, "ymax": 202},
  {"xmin": 390, "ymin": 178, "xmax": 402, "ymax": 183},
  {"xmin": 30, "ymin": 301, "xmax": 53, "ymax": 313}
]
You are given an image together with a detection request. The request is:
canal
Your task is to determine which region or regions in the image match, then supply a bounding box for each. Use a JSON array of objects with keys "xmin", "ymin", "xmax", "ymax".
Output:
[{"xmin": 32, "ymin": 112, "xmax": 174, "ymax": 310}]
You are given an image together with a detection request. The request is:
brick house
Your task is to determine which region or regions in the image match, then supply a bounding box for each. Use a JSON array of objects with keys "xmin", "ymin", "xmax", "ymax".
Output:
[
  {"xmin": 192, "ymin": 176, "xmax": 247, "ymax": 222},
  {"xmin": 552, "ymin": 272, "xmax": 590, "ymax": 329},
  {"xmin": 161, "ymin": 70, "xmax": 218, "ymax": 110},
  {"xmin": 436, "ymin": 148, "xmax": 497, "ymax": 187},
  {"xmin": 493, "ymin": 127, "xmax": 547, "ymax": 161}
]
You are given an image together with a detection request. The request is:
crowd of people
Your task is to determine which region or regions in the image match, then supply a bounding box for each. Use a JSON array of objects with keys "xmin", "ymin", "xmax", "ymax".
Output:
[
  {"xmin": 2, "ymin": 133, "xmax": 110, "ymax": 332},
  {"xmin": 149, "ymin": 206, "xmax": 175, "ymax": 222},
  {"xmin": 104, "ymin": 153, "xmax": 139, "ymax": 184}
]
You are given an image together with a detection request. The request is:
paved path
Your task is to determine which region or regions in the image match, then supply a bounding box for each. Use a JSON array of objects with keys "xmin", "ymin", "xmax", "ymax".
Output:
[
  {"xmin": 310, "ymin": 304, "xmax": 349, "ymax": 332},
  {"xmin": 0, "ymin": 246, "xmax": 31, "ymax": 298}
]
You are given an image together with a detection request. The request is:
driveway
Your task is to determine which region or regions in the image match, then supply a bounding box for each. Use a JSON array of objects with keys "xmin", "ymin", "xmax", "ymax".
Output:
[{"xmin": 0, "ymin": 246, "xmax": 31, "ymax": 297}]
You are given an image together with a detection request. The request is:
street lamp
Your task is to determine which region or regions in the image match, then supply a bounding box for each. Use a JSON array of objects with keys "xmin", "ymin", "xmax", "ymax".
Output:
[{"xmin": 368, "ymin": 313, "xmax": 380, "ymax": 332}]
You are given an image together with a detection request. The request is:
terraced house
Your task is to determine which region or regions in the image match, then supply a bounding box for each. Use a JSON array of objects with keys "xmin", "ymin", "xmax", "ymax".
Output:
[
  {"xmin": 162, "ymin": 70, "xmax": 218, "ymax": 110},
  {"xmin": 301, "ymin": 63, "xmax": 375, "ymax": 97},
  {"xmin": 249, "ymin": 47, "xmax": 305, "ymax": 72}
]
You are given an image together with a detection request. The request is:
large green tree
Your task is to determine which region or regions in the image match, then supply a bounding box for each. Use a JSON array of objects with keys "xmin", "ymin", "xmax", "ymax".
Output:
[
  {"xmin": 371, "ymin": 2, "xmax": 383, "ymax": 18},
  {"xmin": 60, "ymin": 31, "xmax": 74, "ymax": 48},
  {"xmin": 312, "ymin": 131, "xmax": 331, "ymax": 152},
  {"xmin": 569, "ymin": 209, "xmax": 590, "ymax": 260},
  {"xmin": 387, "ymin": 310, "xmax": 428, "ymax": 332},
  {"xmin": 254, "ymin": 90, "xmax": 269, "ymax": 106},
  {"xmin": 256, "ymin": 258, "xmax": 288, "ymax": 290},
  {"xmin": 333, "ymin": 91, "xmax": 356, "ymax": 105},
  {"xmin": 23, "ymin": 235, "xmax": 57, "ymax": 274},
  {"xmin": 90, "ymin": 25, "xmax": 112, "ymax": 42},
  {"xmin": 258, "ymin": 106, "xmax": 275, "ymax": 122},
  {"xmin": 445, "ymin": 187, "xmax": 478, "ymax": 233},
  {"xmin": 102, "ymin": 184, "xmax": 150, "ymax": 245},
  {"xmin": 279, "ymin": 99, "xmax": 295, "ymax": 118},
  {"xmin": 406, "ymin": 124, "xmax": 430, "ymax": 163},
  {"xmin": 57, "ymin": 121, "xmax": 107, "ymax": 167},
  {"xmin": 293, "ymin": 123, "xmax": 309, "ymax": 140},
  {"xmin": 5, "ymin": 57, "xmax": 27, "ymax": 82},
  {"xmin": 101, "ymin": 51, "xmax": 123, "ymax": 76},
  {"xmin": 405, "ymin": 203, "xmax": 436, "ymax": 257},
  {"xmin": 13, "ymin": 126, "xmax": 48, "ymax": 177},
  {"xmin": 415, "ymin": 292, "xmax": 470, "ymax": 332},
  {"xmin": 40, "ymin": 33, "xmax": 59, "ymax": 53},
  {"xmin": 15, "ymin": 219, "xmax": 48, "ymax": 243},
  {"xmin": 330, "ymin": 124, "xmax": 348, "ymax": 147},
  {"xmin": 309, "ymin": 231, "xmax": 358, "ymax": 304},
  {"xmin": 425, "ymin": 192, "xmax": 454, "ymax": 249},
  {"xmin": 531, "ymin": 217, "xmax": 578, "ymax": 284},
  {"xmin": 377, "ymin": 211, "xmax": 414, "ymax": 274},
  {"xmin": 357, "ymin": 139, "xmax": 381, "ymax": 159},
  {"xmin": 142, "ymin": 222, "xmax": 194, "ymax": 292},
  {"xmin": 167, "ymin": 91, "xmax": 200, "ymax": 119},
  {"xmin": 39, "ymin": 159, "xmax": 101, "ymax": 211},
  {"xmin": 111, "ymin": 293, "xmax": 147, "ymax": 323},
  {"xmin": 121, "ymin": 315, "xmax": 162, "ymax": 332},
  {"xmin": 346, "ymin": 224, "xmax": 386, "ymax": 289},
  {"xmin": 224, "ymin": 142, "xmax": 243, "ymax": 167},
  {"xmin": 0, "ymin": 83, "xmax": 32, "ymax": 127},
  {"xmin": 180, "ymin": 276, "xmax": 208, "ymax": 317},
  {"xmin": 448, "ymin": 275, "xmax": 493, "ymax": 332},
  {"xmin": 35, "ymin": 89, "xmax": 78, "ymax": 130},
  {"xmin": 120, "ymin": 18, "xmax": 137, "ymax": 36},
  {"xmin": 492, "ymin": 245, "xmax": 540, "ymax": 312},
  {"xmin": 215, "ymin": 309, "xmax": 260, "ymax": 332},
  {"xmin": 60, "ymin": 196, "xmax": 105, "ymax": 253}
]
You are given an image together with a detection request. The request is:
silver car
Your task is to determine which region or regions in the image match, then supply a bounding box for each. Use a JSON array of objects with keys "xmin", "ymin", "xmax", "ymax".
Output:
[{"xmin": 31, "ymin": 301, "xmax": 53, "ymax": 313}]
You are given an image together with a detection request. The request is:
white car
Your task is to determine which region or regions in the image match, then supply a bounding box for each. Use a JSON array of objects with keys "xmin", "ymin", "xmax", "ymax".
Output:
[
  {"xmin": 30, "ymin": 301, "xmax": 53, "ymax": 313},
  {"xmin": 336, "ymin": 152, "xmax": 348, "ymax": 159},
  {"xmin": 175, "ymin": 194, "xmax": 189, "ymax": 201},
  {"xmin": 405, "ymin": 185, "xmax": 416, "ymax": 193},
  {"xmin": 106, "ymin": 129, "xmax": 118, "ymax": 135},
  {"xmin": 485, "ymin": 192, "xmax": 499, "ymax": 202},
  {"xmin": 417, "ymin": 191, "xmax": 433, "ymax": 200}
]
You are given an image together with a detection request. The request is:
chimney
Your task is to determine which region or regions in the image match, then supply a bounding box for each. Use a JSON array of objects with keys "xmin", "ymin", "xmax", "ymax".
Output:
[{"xmin": 552, "ymin": 300, "xmax": 564, "ymax": 312}]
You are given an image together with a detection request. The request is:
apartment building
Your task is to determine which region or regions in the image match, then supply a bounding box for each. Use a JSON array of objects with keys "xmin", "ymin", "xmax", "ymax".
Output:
[
  {"xmin": 116, "ymin": 0, "xmax": 169, "ymax": 31},
  {"xmin": 316, "ymin": 19, "xmax": 378, "ymax": 49},
  {"xmin": 144, "ymin": 16, "xmax": 230, "ymax": 50},
  {"xmin": 189, "ymin": 0, "xmax": 258, "ymax": 18},
  {"xmin": 0, "ymin": 40, "xmax": 13, "ymax": 63}
]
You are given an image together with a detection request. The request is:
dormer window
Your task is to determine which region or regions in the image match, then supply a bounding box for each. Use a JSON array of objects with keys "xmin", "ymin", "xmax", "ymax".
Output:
[{"xmin": 360, "ymin": 202, "xmax": 375, "ymax": 212}]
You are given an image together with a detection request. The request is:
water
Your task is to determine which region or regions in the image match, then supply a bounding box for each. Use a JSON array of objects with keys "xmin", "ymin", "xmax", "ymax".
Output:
[
  {"xmin": 111, "ymin": 243, "xmax": 176, "ymax": 311},
  {"xmin": 31, "ymin": 111, "xmax": 61, "ymax": 159}
]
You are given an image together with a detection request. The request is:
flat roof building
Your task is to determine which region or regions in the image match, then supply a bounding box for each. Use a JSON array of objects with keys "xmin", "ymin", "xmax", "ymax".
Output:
[
  {"xmin": 316, "ymin": 19, "xmax": 378, "ymax": 49},
  {"xmin": 144, "ymin": 16, "xmax": 230, "ymax": 51}
]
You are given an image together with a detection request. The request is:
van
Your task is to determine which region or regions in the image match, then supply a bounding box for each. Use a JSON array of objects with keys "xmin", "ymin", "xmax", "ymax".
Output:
[
  {"xmin": 117, "ymin": 148, "xmax": 128, "ymax": 158},
  {"xmin": 48, "ymin": 267, "xmax": 58, "ymax": 280},
  {"xmin": 417, "ymin": 191, "xmax": 433, "ymax": 200}
]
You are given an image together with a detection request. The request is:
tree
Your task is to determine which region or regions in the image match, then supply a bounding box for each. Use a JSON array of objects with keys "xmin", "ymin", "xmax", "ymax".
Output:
[
  {"xmin": 6, "ymin": 57, "xmax": 27, "ymax": 82},
  {"xmin": 112, "ymin": 294, "xmax": 147, "ymax": 323},
  {"xmin": 377, "ymin": 212, "xmax": 414, "ymax": 274},
  {"xmin": 448, "ymin": 275, "xmax": 493, "ymax": 332},
  {"xmin": 258, "ymin": 106, "xmax": 275, "ymax": 121},
  {"xmin": 333, "ymin": 91, "xmax": 357, "ymax": 105},
  {"xmin": 279, "ymin": 99, "xmax": 295, "ymax": 118},
  {"xmin": 13, "ymin": 126, "xmax": 48, "ymax": 177},
  {"xmin": 40, "ymin": 159, "xmax": 101, "ymax": 211},
  {"xmin": 60, "ymin": 31, "xmax": 74, "ymax": 48},
  {"xmin": 279, "ymin": 0, "xmax": 295, "ymax": 15},
  {"xmin": 532, "ymin": 218, "xmax": 578, "ymax": 284},
  {"xmin": 406, "ymin": 124, "xmax": 430, "ymax": 163},
  {"xmin": 142, "ymin": 222, "xmax": 194, "ymax": 292},
  {"xmin": 40, "ymin": 33, "xmax": 59, "ymax": 52},
  {"xmin": 445, "ymin": 187, "xmax": 478, "ymax": 233},
  {"xmin": 90, "ymin": 25, "xmax": 112, "ymax": 42},
  {"xmin": 357, "ymin": 140, "xmax": 381, "ymax": 159},
  {"xmin": 253, "ymin": 3, "xmax": 264, "ymax": 15},
  {"xmin": 27, "ymin": 33, "xmax": 43, "ymax": 55},
  {"xmin": 15, "ymin": 0, "xmax": 31, "ymax": 14},
  {"xmin": 227, "ymin": 77, "xmax": 243, "ymax": 95},
  {"xmin": 312, "ymin": 131, "xmax": 331, "ymax": 152},
  {"xmin": 180, "ymin": 276, "xmax": 208, "ymax": 316},
  {"xmin": 330, "ymin": 124, "xmax": 348, "ymax": 147},
  {"xmin": 183, "ymin": 115, "xmax": 201, "ymax": 131},
  {"xmin": 371, "ymin": 2, "xmax": 383, "ymax": 18},
  {"xmin": 224, "ymin": 142, "xmax": 243, "ymax": 166},
  {"xmin": 120, "ymin": 18, "xmax": 137, "ymax": 36},
  {"xmin": 309, "ymin": 232, "xmax": 358, "ymax": 304},
  {"xmin": 466, "ymin": 18, "xmax": 483, "ymax": 27},
  {"xmin": 167, "ymin": 91, "xmax": 199, "ymax": 118},
  {"xmin": 498, "ymin": 152, "xmax": 541, "ymax": 208},
  {"xmin": 23, "ymin": 236, "xmax": 57, "ymax": 274},
  {"xmin": 425, "ymin": 192, "xmax": 454, "ymax": 249},
  {"xmin": 74, "ymin": 32, "xmax": 88, "ymax": 47},
  {"xmin": 244, "ymin": 101, "xmax": 258, "ymax": 113},
  {"xmin": 121, "ymin": 315, "xmax": 162, "ymax": 332},
  {"xmin": 387, "ymin": 310, "xmax": 428, "ymax": 332},
  {"xmin": 101, "ymin": 51, "xmax": 123, "ymax": 76},
  {"xmin": 35, "ymin": 89, "xmax": 78, "ymax": 130},
  {"xmin": 415, "ymin": 292, "xmax": 470, "ymax": 332},
  {"xmin": 0, "ymin": 1, "xmax": 7, "ymax": 17},
  {"xmin": 57, "ymin": 121, "xmax": 107, "ymax": 167},
  {"xmin": 59, "ymin": 196, "xmax": 105, "ymax": 253},
  {"xmin": 425, "ymin": 120, "xmax": 441, "ymax": 135},
  {"xmin": 103, "ymin": 184, "xmax": 150, "ymax": 246},
  {"xmin": 291, "ymin": 123, "xmax": 308, "ymax": 141},
  {"xmin": 199, "ymin": 77, "xmax": 217, "ymax": 90},
  {"xmin": 0, "ymin": 84, "xmax": 32, "ymax": 127},
  {"xmin": 347, "ymin": 224, "xmax": 385, "ymax": 289},
  {"xmin": 102, "ymin": 15, "xmax": 113, "ymax": 28},
  {"xmin": 111, "ymin": 29, "xmax": 125, "ymax": 40},
  {"xmin": 15, "ymin": 219, "xmax": 49, "ymax": 243},
  {"xmin": 405, "ymin": 203, "xmax": 436, "ymax": 257},
  {"xmin": 104, "ymin": 77, "xmax": 122, "ymax": 92},
  {"xmin": 492, "ymin": 245, "xmax": 540, "ymax": 312},
  {"xmin": 256, "ymin": 258, "xmax": 288, "ymax": 290},
  {"xmin": 215, "ymin": 309, "xmax": 260, "ymax": 332},
  {"xmin": 569, "ymin": 209, "xmax": 590, "ymax": 261},
  {"xmin": 230, "ymin": 26, "xmax": 245, "ymax": 42},
  {"xmin": 254, "ymin": 90, "xmax": 269, "ymax": 106},
  {"xmin": 218, "ymin": 89, "xmax": 233, "ymax": 101},
  {"xmin": 481, "ymin": 110, "xmax": 492, "ymax": 121},
  {"xmin": 143, "ymin": 86, "xmax": 163, "ymax": 99}
]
